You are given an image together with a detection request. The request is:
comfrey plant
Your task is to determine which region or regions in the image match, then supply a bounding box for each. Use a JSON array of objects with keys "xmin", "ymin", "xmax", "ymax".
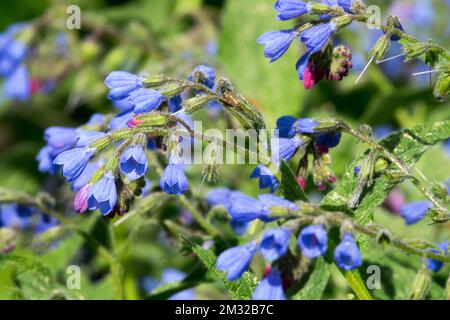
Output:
[{"xmin": 0, "ymin": 0, "xmax": 450, "ymax": 301}]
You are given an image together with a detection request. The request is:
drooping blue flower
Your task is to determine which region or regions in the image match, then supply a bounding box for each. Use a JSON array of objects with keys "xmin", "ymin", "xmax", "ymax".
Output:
[
  {"xmin": 113, "ymin": 96, "xmax": 134, "ymax": 112},
  {"xmin": 252, "ymin": 269, "xmax": 286, "ymax": 300},
  {"xmin": 297, "ymin": 118, "xmax": 319, "ymax": 133},
  {"xmin": 0, "ymin": 204, "xmax": 33, "ymax": 229},
  {"xmin": 53, "ymin": 147, "xmax": 96, "ymax": 182},
  {"xmin": 275, "ymin": 0, "xmax": 311, "ymax": 20},
  {"xmin": 105, "ymin": 71, "xmax": 144, "ymax": 100},
  {"xmin": 250, "ymin": 165, "xmax": 279, "ymax": 193},
  {"xmin": 44, "ymin": 127, "xmax": 78, "ymax": 156},
  {"xmin": 316, "ymin": 132, "xmax": 341, "ymax": 148},
  {"xmin": 276, "ymin": 116, "xmax": 298, "ymax": 138},
  {"xmin": 119, "ymin": 145, "xmax": 148, "ymax": 181},
  {"xmin": 296, "ymin": 50, "xmax": 312, "ymax": 80},
  {"xmin": 160, "ymin": 155, "xmax": 188, "ymax": 195},
  {"xmin": 76, "ymin": 130, "xmax": 106, "ymax": 147},
  {"xmin": 271, "ymin": 136, "xmax": 303, "ymax": 165},
  {"xmin": 334, "ymin": 233, "xmax": 362, "ymax": 271},
  {"xmin": 71, "ymin": 160, "xmax": 102, "ymax": 192},
  {"xmin": 400, "ymin": 201, "xmax": 432, "ymax": 225},
  {"xmin": 427, "ymin": 242, "xmax": 448, "ymax": 273},
  {"xmin": 0, "ymin": 37, "xmax": 27, "ymax": 76},
  {"xmin": 259, "ymin": 228, "xmax": 291, "ymax": 261},
  {"xmin": 206, "ymin": 188, "xmax": 233, "ymax": 210},
  {"xmin": 168, "ymin": 95, "xmax": 183, "ymax": 113},
  {"xmin": 87, "ymin": 170, "xmax": 117, "ymax": 215},
  {"xmin": 189, "ymin": 65, "xmax": 215, "ymax": 89},
  {"xmin": 297, "ymin": 224, "xmax": 328, "ymax": 258},
  {"xmin": 3, "ymin": 64, "xmax": 30, "ymax": 101},
  {"xmin": 217, "ymin": 241, "xmax": 257, "ymax": 281},
  {"xmin": 322, "ymin": 0, "xmax": 354, "ymax": 13},
  {"xmin": 301, "ymin": 23, "xmax": 336, "ymax": 53},
  {"xmin": 229, "ymin": 193, "xmax": 264, "ymax": 222},
  {"xmin": 129, "ymin": 88, "xmax": 165, "ymax": 113},
  {"xmin": 36, "ymin": 146, "xmax": 58, "ymax": 174},
  {"xmin": 257, "ymin": 29, "xmax": 299, "ymax": 62},
  {"xmin": 230, "ymin": 220, "xmax": 249, "ymax": 236}
]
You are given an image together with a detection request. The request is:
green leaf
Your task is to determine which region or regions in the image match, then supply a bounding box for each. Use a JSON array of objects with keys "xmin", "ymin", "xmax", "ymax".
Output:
[
  {"xmin": 219, "ymin": 0, "xmax": 305, "ymax": 126},
  {"xmin": 321, "ymin": 121, "xmax": 450, "ymax": 224},
  {"xmin": 181, "ymin": 236, "xmax": 258, "ymax": 300},
  {"xmin": 292, "ymin": 257, "xmax": 331, "ymax": 300},
  {"xmin": 279, "ymin": 160, "xmax": 309, "ymax": 201}
]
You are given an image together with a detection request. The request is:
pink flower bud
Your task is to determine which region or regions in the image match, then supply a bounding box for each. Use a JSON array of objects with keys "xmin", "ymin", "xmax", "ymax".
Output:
[{"xmin": 74, "ymin": 184, "xmax": 91, "ymax": 214}]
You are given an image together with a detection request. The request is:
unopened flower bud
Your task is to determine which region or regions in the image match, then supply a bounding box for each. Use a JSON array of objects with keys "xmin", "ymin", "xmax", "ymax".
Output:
[
  {"xmin": 433, "ymin": 72, "xmax": 450, "ymax": 102},
  {"xmin": 142, "ymin": 74, "xmax": 168, "ymax": 87},
  {"xmin": 182, "ymin": 95, "xmax": 214, "ymax": 114},
  {"xmin": 369, "ymin": 34, "xmax": 390, "ymax": 62},
  {"xmin": 328, "ymin": 45, "xmax": 353, "ymax": 81}
]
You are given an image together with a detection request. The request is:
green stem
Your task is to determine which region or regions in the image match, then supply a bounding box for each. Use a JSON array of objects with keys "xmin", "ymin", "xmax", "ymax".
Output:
[
  {"xmin": 179, "ymin": 195, "xmax": 218, "ymax": 238},
  {"xmin": 343, "ymin": 269, "xmax": 373, "ymax": 300}
]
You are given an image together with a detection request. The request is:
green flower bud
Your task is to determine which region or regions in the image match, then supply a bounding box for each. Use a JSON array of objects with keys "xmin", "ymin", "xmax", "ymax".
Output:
[
  {"xmin": 308, "ymin": 2, "xmax": 334, "ymax": 14},
  {"xmin": 410, "ymin": 265, "xmax": 431, "ymax": 300},
  {"xmin": 433, "ymin": 72, "xmax": 450, "ymax": 102},
  {"xmin": 161, "ymin": 83, "xmax": 186, "ymax": 97},
  {"xmin": 369, "ymin": 34, "xmax": 390, "ymax": 62},
  {"xmin": 430, "ymin": 181, "xmax": 449, "ymax": 200},
  {"xmin": 182, "ymin": 95, "xmax": 215, "ymax": 114},
  {"xmin": 133, "ymin": 113, "xmax": 168, "ymax": 127},
  {"xmin": 143, "ymin": 75, "xmax": 168, "ymax": 87}
]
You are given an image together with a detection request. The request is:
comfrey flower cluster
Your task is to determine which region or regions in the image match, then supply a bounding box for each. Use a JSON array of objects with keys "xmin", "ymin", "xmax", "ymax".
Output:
[
  {"xmin": 258, "ymin": 0, "xmax": 363, "ymax": 88},
  {"xmin": 37, "ymin": 65, "xmax": 227, "ymax": 217},
  {"xmin": 210, "ymin": 189, "xmax": 363, "ymax": 300},
  {"xmin": 251, "ymin": 115, "xmax": 341, "ymax": 193}
]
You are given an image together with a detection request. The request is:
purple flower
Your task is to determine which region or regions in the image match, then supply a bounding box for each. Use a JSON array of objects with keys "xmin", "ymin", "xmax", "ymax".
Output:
[
  {"xmin": 257, "ymin": 29, "xmax": 299, "ymax": 62},
  {"xmin": 119, "ymin": 145, "xmax": 148, "ymax": 181},
  {"xmin": 54, "ymin": 147, "xmax": 96, "ymax": 182},
  {"xmin": 259, "ymin": 228, "xmax": 291, "ymax": 261},
  {"xmin": 159, "ymin": 155, "xmax": 188, "ymax": 195},
  {"xmin": 316, "ymin": 132, "xmax": 341, "ymax": 148},
  {"xmin": 217, "ymin": 241, "xmax": 257, "ymax": 281},
  {"xmin": 301, "ymin": 23, "xmax": 336, "ymax": 53},
  {"xmin": 252, "ymin": 269, "xmax": 286, "ymax": 300},
  {"xmin": 105, "ymin": 71, "xmax": 144, "ymax": 100},
  {"xmin": 400, "ymin": 201, "xmax": 432, "ymax": 225},
  {"xmin": 334, "ymin": 233, "xmax": 362, "ymax": 271},
  {"xmin": 275, "ymin": 0, "xmax": 311, "ymax": 21},
  {"xmin": 298, "ymin": 225, "xmax": 328, "ymax": 258},
  {"xmin": 74, "ymin": 184, "xmax": 91, "ymax": 214},
  {"xmin": 250, "ymin": 165, "xmax": 280, "ymax": 193},
  {"xmin": 87, "ymin": 171, "xmax": 117, "ymax": 215},
  {"xmin": 427, "ymin": 242, "xmax": 448, "ymax": 273},
  {"xmin": 129, "ymin": 88, "xmax": 165, "ymax": 113},
  {"xmin": 189, "ymin": 65, "xmax": 215, "ymax": 89}
]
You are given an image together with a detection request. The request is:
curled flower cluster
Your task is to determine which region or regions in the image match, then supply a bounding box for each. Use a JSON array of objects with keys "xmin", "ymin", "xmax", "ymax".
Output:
[
  {"xmin": 251, "ymin": 115, "xmax": 342, "ymax": 193},
  {"xmin": 258, "ymin": 0, "xmax": 363, "ymax": 88},
  {"xmin": 37, "ymin": 65, "xmax": 226, "ymax": 217},
  {"xmin": 209, "ymin": 189, "xmax": 363, "ymax": 300}
]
